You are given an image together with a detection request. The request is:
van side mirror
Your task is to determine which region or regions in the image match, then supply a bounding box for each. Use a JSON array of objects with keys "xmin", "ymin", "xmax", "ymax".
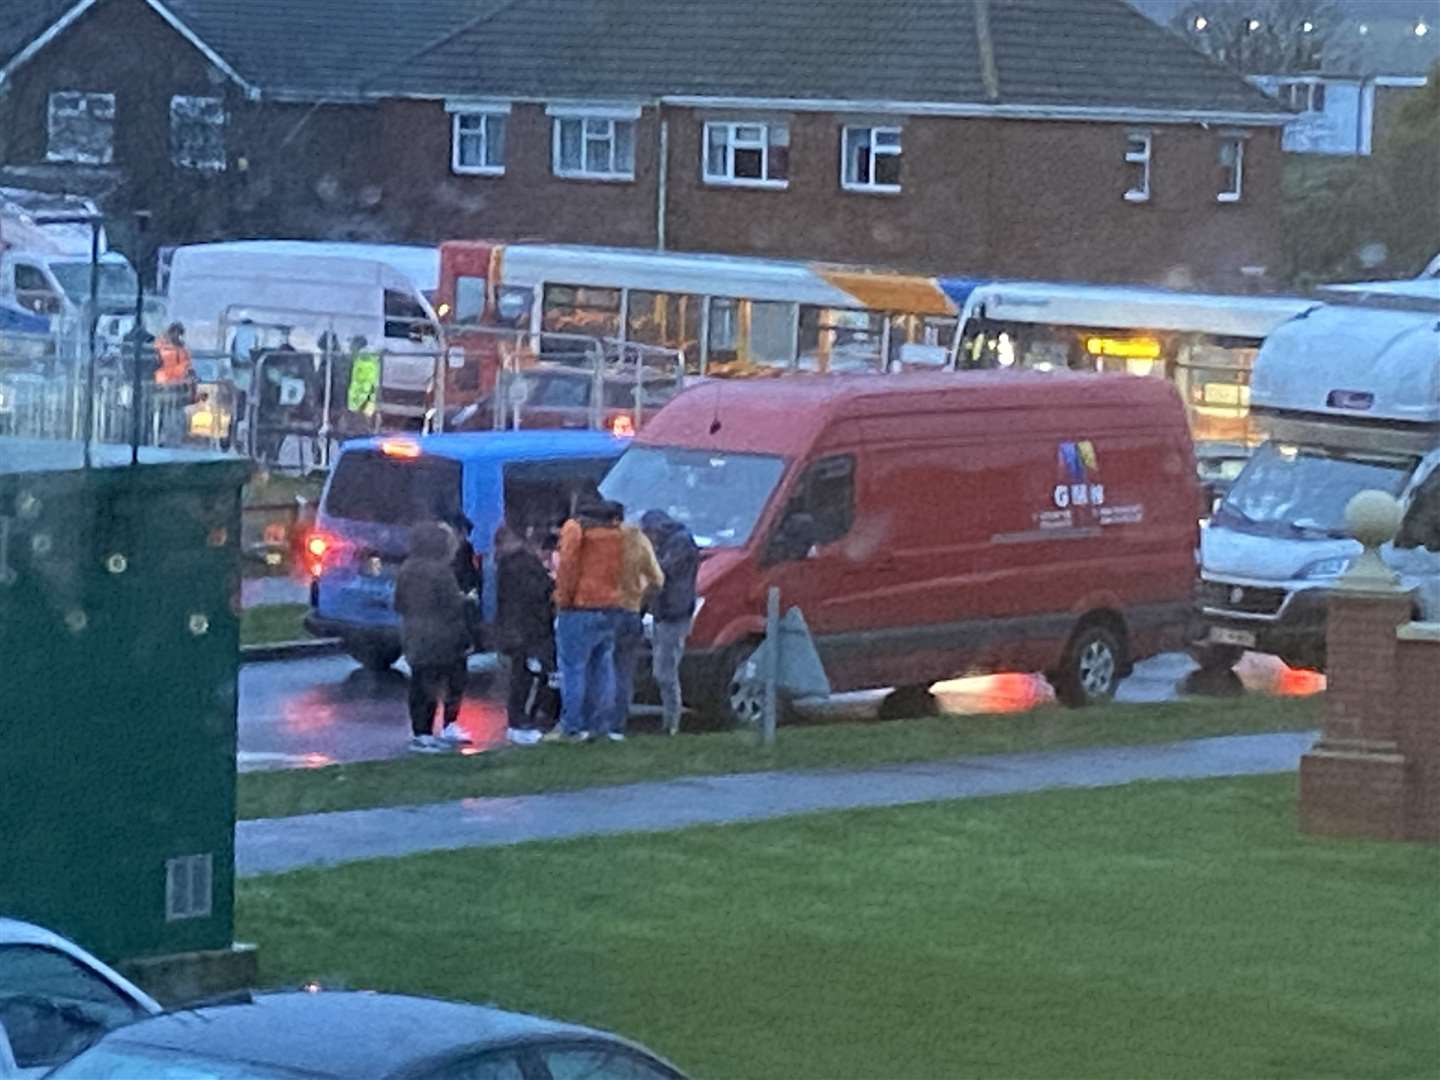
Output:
[{"xmin": 769, "ymin": 512, "xmax": 818, "ymax": 563}]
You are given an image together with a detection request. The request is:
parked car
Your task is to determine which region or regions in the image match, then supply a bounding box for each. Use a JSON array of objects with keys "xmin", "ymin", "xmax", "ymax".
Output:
[
  {"xmin": 305, "ymin": 430, "xmax": 624, "ymax": 669},
  {"xmin": 599, "ymin": 370, "xmax": 1199, "ymax": 725},
  {"xmin": 48, "ymin": 990, "xmax": 687, "ymax": 1080},
  {"xmin": 0, "ymin": 918, "xmax": 160, "ymax": 1079},
  {"xmin": 451, "ymin": 364, "xmax": 680, "ymax": 435}
]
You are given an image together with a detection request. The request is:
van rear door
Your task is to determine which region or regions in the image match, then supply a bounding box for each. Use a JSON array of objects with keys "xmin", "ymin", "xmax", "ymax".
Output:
[{"xmin": 314, "ymin": 448, "xmax": 464, "ymax": 629}]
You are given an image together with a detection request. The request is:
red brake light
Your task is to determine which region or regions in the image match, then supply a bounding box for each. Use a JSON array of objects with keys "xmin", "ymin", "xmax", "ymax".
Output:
[{"xmin": 307, "ymin": 535, "xmax": 328, "ymax": 558}]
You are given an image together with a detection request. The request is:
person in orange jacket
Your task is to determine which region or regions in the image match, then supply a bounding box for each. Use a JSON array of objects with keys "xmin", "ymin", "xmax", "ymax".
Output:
[
  {"xmin": 544, "ymin": 498, "xmax": 628, "ymax": 743},
  {"xmin": 154, "ymin": 322, "xmax": 193, "ymax": 386}
]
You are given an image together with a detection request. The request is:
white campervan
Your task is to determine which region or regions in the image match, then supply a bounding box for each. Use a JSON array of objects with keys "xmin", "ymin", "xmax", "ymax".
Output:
[
  {"xmin": 165, "ymin": 244, "xmax": 442, "ymax": 422},
  {"xmin": 1193, "ymin": 296, "xmax": 1440, "ymax": 672}
]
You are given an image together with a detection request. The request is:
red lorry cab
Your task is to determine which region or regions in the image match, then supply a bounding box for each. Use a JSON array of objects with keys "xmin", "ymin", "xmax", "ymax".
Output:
[{"xmin": 599, "ymin": 371, "xmax": 1198, "ymax": 724}]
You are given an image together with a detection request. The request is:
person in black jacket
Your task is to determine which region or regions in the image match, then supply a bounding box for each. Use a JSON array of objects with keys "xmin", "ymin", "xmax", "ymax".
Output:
[
  {"xmin": 446, "ymin": 514, "xmax": 483, "ymax": 650},
  {"xmin": 494, "ymin": 524, "xmax": 558, "ymax": 744},
  {"xmin": 641, "ymin": 510, "xmax": 700, "ymax": 735},
  {"xmin": 393, "ymin": 521, "xmax": 473, "ymax": 751}
]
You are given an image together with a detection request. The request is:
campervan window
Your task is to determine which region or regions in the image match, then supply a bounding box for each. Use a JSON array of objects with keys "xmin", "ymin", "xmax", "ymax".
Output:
[
  {"xmin": 1398, "ymin": 467, "xmax": 1440, "ymax": 552},
  {"xmin": 1218, "ymin": 443, "xmax": 1418, "ymax": 539}
]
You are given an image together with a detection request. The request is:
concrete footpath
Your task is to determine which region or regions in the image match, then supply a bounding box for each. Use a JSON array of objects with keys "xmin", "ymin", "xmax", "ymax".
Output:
[{"xmin": 236, "ymin": 730, "xmax": 1318, "ymax": 877}]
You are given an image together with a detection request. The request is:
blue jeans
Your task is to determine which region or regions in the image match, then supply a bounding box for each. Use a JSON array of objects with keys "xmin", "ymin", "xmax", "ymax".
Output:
[
  {"xmin": 608, "ymin": 611, "xmax": 645, "ymax": 736},
  {"xmin": 556, "ymin": 610, "xmax": 617, "ymax": 736}
]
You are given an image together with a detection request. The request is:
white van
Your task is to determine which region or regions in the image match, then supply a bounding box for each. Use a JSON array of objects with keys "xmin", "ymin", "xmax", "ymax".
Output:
[
  {"xmin": 1193, "ymin": 299, "xmax": 1440, "ymax": 671},
  {"xmin": 165, "ymin": 245, "xmax": 442, "ymax": 422}
]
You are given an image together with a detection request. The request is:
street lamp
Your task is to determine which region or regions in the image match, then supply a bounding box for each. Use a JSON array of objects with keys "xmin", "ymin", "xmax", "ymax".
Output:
[{"xmin": 33, "ymin": 212, "xmax": 102, "ymax": 469}]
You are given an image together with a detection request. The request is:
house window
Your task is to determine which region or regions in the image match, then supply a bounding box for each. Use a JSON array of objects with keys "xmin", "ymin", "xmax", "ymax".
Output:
[
  {"xmin": 842, "ymin": 125, "xmax": 902, "ymax": 192},
  {"xmin": 553, "ymin": 115, "xmax": 636, "ymax": 180},
  {"xmin": 1124, "ymin": 131, "xmax": 1151, "ymax": 203},
  {"xmin": 1218, "ymin": 137, "xmax": 1245, "ymax": 203},
  {"xmin": 170, "ymin": 95, "xmax": 225, "ymax": 171},
  {"xmin": 452, "ymin": 111, "xmax": 506, "ymax": 175},
  {"xmin": 46, "ymin": 91, "xmax": 115, "ymax": 165},
  {"xmin": 704, "ymin": 121, "xmax": 790, "ymax": 187}
]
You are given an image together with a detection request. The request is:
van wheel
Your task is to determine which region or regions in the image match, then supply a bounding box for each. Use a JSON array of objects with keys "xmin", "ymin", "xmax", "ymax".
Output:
[
  {"xmin": 698, "ymin": 642, "xmax": 772, "ymax": 730},
  {"xmin": 879, "ymin": 685, "xmax": 939, "ymax": 721},
  {"xmin": 1052, "ymin": 622, "xmax": 1125, "ymax": 709},
  {"xmin": 348, "ymin": 641, "xmax": 401, "ymax": 672}
]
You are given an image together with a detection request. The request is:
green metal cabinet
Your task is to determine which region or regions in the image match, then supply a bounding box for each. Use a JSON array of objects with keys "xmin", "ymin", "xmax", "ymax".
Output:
[{"xmin": 0, "ymin": 446, "xmax": 249, "ymax": 962}]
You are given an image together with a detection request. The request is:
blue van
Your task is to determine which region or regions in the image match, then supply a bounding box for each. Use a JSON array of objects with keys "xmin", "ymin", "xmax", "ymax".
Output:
[{"xmin": 304, "ymin": 430, "xmax": 624, "ymax": 669}]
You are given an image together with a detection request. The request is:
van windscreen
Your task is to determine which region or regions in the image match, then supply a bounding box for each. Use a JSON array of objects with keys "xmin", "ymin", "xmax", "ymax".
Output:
[
  {"xmin": 600, "ymin": 446, "xmax": 785, "ymax": 548},
  {"xmin": 325, "ymin": 450, "xmax": 463, "ymax": 525}
]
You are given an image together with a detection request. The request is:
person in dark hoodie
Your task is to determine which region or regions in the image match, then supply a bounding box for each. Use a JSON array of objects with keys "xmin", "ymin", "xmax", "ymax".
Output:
[
  {"xmin": 494, "ymin": 523, "xmax": 558, "ymax": 745},
  {"xmin": 393, "ymin": 521, "xmax": 473, "ymax": 752},
  {"xmin": 641, "ymin": 510, "xmax": 700, "ymax": 735}
]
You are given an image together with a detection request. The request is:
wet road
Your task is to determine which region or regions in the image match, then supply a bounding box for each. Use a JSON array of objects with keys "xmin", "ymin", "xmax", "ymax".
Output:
[{"xmin": 237, "ymin": 650, "xmax": 1322, "ymax": 773}]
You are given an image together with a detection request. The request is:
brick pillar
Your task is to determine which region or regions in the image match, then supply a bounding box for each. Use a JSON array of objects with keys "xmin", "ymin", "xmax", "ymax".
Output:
[
  {"xmin": 1396, "ymin": 625, "xmax": 1440, "ymax": 841},
  {"xmin": 1299, "ymin": 587, "xmax": 1414, "ymax": 841}
]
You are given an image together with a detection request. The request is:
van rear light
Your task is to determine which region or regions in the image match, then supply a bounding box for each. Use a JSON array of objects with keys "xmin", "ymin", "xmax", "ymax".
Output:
[{"xmin": 303, "ymin": 531, "xmax": 347, "ymax": 578}]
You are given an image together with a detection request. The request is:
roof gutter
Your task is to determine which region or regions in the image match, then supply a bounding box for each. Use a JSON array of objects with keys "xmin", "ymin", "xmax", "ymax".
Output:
[{"xmin": 658, "ymin": 96, "xmax": 1294, "ymax": 126}]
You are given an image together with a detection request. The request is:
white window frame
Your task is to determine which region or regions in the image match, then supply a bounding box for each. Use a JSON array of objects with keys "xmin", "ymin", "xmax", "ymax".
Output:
[
  {"xmin": 841, "ymin": 124, "xmax": 902, "ymax": 194},
  {"xmin": 703, "ymin": 121, "xmax": 790, "ymax": 189},
  {"xmin": 169, "ymin": 94, "xmax": 226, "ymax": 171},
  {"xmin": 1124, "ymin": 130, "xmax": 1151, "ymax": 203},
  {"xmin": 1217, "ymin": 135, "xmax": 1245, "ymax": 204},
  {"xmin": 549, "ymin": 105, "xmax": 638, "ymax": 182},
  {"xmin": 46, "ymin": 90, "xmax": 115, "ymax": 165},
  {"xmin": 450, "ymin": 109, "xmax": 508, "ymax": 176}
]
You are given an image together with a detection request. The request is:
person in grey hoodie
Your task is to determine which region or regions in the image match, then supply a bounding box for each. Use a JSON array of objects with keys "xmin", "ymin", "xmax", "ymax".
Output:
[
  {"xmin": 641, "ymin": 510, "xmax": 700, "ymax": 735},
  {"xmin": 393, "ymin": 521, "xmax": 472, "ymax": 751}
]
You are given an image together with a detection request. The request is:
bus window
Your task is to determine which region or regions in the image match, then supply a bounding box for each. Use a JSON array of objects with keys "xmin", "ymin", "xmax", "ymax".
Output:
[
  {"xmin": 1174, "ymin": 339, "xmax": 1258, "ymax": 445},
  {"xmin": 454, "ymin": 276, "xmax": 486, "ymax": 324},
  {"xmin": 799, "ymin": 307, "xmax": 884, "ymax": 374},
  {"xmin": 707, "ymin": 299, "xmax": 793, "ymax": 376},
  {"xmin": 542, "ymin": 283, "xmax": 621, "ymax": 337},
  {"xmin": 627, "ymin": 290, "xmax": 702, "ymax": 373},
  {"xmin": 888, "ymin": 314, "xmax": 956, "ymax": 370}
]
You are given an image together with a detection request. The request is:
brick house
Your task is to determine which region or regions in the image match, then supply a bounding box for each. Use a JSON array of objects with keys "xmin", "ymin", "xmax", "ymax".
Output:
[
  {"xmin": 0, "ymin": 0, "xmax": 475, "ymax": 257},
  {"xmin": 366, "ymin": 0, "xmax": 1292, "ymax": 288},
  {"xmin": 0, "ymin": 0, "xmax": 1291, "ymax": 289}
]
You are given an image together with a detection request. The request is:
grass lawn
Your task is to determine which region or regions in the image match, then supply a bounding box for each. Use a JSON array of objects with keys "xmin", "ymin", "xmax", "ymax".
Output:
[
  {"xmin": 237, "ymin": 695, "xmax": 1320, "ymax": 820},
  {"xmin": 237, "ymin": 774, "xmax": 1440, "ymax": 1080},
  {"xmin": 240, "ymin": 603, "xmax": 310, "ymax": 648}
]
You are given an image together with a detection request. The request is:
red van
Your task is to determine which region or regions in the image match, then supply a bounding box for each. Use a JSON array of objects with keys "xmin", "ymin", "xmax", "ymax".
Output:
[{"xmin": 599, "ymin": 371, "xmax": 1198, "ymax": 725}]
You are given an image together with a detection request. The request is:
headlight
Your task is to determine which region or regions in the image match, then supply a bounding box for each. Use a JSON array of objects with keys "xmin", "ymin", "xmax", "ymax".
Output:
[{"xmin": 1296, "ymin": 556, "xmax": 1352, "ymax": 580}]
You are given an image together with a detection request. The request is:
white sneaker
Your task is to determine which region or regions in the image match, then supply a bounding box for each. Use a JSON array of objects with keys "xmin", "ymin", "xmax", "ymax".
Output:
[
  {"xmin": 409, "ymin": 735, "xmax": 445, "ymax": 753},
  {"xmin": 606, "ymin": 732, "xmax": 626, "ymax": 743},
  {"xmin": 507, "ymin": 727, "xmax": 539, "ymax": 745},
  {"xmin": 440, "ymin": 723, "xmax": 472, "ymax": 745}
]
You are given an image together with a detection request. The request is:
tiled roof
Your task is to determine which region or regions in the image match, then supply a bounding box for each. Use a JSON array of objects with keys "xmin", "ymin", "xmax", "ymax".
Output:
[
  {"xmin": 0, "ymin": 0, "xmax": 84, "ymax": 68},
  {"xmin": 372, "ymin": 0, "xmax": 1284, "ymax": 115},
  {"xmin": 162, "ymin": 0, "xmax": 488, "ymax": 98}
]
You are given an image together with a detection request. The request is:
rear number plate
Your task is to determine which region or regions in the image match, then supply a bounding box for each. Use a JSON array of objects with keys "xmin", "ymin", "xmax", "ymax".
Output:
[{"xmin": 1208, "ymin": 627, "xmax": 1256, "ymax": 648}]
